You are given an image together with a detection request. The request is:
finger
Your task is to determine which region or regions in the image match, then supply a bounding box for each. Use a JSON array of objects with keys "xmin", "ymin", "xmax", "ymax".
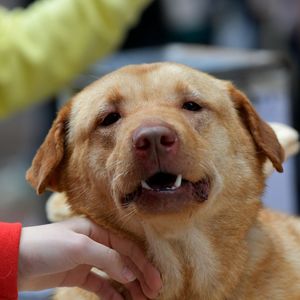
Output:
[
  {"xmin": 123, "ymin": 256, "xmax": 157, "ymax": 299},
  {"xmin": 64, "ymin": 217, "xmax": 111, "ymax": 245},
  {"xmin": 74, "ymin": 236, "xmax": 136, "ymax": 284},
  {"xmin": 68, "ymin": 218, "xmax": 162, "ymax": 293},
  {"xmin": 125, "ymin": 280, "xmax": 148, "ymax": 300},
  {"xmin": 109, "ymin": 233, "xmax": 162, "ymax": 293},
  {"xmin": 80, "ymin": 271, "xmax": 124, "ymax": 300}
]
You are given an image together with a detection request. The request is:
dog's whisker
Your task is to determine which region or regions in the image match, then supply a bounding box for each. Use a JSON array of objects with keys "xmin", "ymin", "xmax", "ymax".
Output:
[
  {"xmin": 111, "ymin": 170, "xmax": 132, "ymax": 190},
  {"xmin": 119, "ymin": 209, "xmax": 137, "ymax": 229}
]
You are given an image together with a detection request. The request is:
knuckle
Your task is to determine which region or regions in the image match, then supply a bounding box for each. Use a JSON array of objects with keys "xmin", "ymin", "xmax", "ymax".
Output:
[
  {"xmin": 103, "ymin": 248, "xmax": 122, "ymax": 270},
  {"xmin": 70, "ymin": 234, "xmax": 90, "ymax": 258}
]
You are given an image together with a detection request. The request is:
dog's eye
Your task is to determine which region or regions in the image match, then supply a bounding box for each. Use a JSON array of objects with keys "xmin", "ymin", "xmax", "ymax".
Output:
[
  {"xmin": 182, "ymin": 101, "xmax": 202, "ymax": 112},
  {"xmin": 101, "ymin": 112, "xmax": 121, "ymax": 126}
]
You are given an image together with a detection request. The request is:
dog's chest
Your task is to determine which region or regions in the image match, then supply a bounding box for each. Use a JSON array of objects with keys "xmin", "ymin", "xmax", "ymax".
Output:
[{"xmin": 145, "ymin": 227, "xmax": 220, "ymax": 300}]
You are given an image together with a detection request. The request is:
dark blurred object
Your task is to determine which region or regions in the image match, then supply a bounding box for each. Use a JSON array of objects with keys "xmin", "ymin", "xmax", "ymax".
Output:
[
  {"xmin": 0, "ymin": 0, "xmax": 22, "ymax": 9},
  {"xmin": 247, "ymin": 0, "xmax": 300, "ymax": 50},
  {"xmin": 0, "ymin": 100, "xmax": 54, "ymax": 225},
  {"xmin": 123, "ymin": 0, "xmax": 166, "ymax": 49},
  {"xmin": 160, "ymin": 0, "xmax": 212, "ymax": 43},
  {"xmin": 0, "ymin": 0, "xmax": 34, "ymax": 9},
  {"xmin": 22, "ymin": 0, "xmax": 35, "ymax": 7}
]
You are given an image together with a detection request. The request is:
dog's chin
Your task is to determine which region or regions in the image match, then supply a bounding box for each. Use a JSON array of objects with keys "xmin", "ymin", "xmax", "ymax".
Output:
[{"xmin": 120, "ymin": 172, "xmax": 210, "ymax": 214}]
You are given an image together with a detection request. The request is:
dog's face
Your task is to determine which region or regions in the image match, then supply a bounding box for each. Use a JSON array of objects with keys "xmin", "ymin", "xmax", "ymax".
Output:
[{"xmin": 27, "ymin": 63, "xmax": 284, "ymax": 237}]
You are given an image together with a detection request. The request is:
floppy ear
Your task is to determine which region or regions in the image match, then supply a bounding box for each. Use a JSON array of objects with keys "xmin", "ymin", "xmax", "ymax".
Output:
[
  {"xmin": 229, "ymin": 84, "xmax": 284, "ymax": 173},
  {"xmin": 26, "ymin": 104, "xmax": 70, "ymax": 194}
]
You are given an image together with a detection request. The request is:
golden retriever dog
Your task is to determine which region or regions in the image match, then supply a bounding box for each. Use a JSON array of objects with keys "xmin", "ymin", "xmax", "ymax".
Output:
[{"xmin": 27, "ymin": 63, "xmax": 300, "ymax": 300}]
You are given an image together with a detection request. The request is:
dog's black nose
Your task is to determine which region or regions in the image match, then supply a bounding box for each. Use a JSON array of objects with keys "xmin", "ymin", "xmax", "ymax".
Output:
[{"xmin": 132, "ymin": 125, "xmax": 178, "ymax": 158}]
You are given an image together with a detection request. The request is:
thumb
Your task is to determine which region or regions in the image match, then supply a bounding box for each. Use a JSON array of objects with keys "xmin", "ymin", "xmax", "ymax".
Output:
[{"xmin": 74, "ymin": 235, "xmax": 136, "ymax": 284}]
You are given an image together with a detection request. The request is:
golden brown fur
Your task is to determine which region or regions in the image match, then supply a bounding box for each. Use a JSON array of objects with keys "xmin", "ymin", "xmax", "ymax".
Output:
[{"xmin": 27, "ymin": 63, "xmax": 300, "ymax": 299}]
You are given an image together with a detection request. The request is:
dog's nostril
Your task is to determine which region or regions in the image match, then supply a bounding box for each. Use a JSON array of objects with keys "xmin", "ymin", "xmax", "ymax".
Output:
[
  {"xmin": 161, "ymin": 134, "xmax": 176, "ymax": 147},
  {"xmin": 135, "ymin": 136, "xmax": 151, "ymax": 150}
]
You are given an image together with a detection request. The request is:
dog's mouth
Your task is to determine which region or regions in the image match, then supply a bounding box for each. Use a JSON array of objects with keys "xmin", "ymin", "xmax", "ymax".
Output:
[
  {"xmin": 142, "ymin": 173, "xmax": 183, "ymax": 191},
  {"xmin": 121, "ymin": 172, "xmax": 210, "ymax": 214}
]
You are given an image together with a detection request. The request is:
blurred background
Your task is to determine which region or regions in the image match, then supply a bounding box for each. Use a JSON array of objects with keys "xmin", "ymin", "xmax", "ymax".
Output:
[{"xmin": 0, "ymin": 0, "xmax": 300, "ymax": 228}]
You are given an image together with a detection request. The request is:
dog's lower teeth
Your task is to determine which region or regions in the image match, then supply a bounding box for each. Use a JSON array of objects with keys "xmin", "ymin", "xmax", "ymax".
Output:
[
  {"xmin": 141, "ymin": 180, "xmax": 152, "ymax": 190},
  {"xmin": 174, "ymin": 174, "xmax": 182, "ymax": 188},
  {"xmin": 141, "ymin": 183, "xmax": 178, "ymax": 191}
]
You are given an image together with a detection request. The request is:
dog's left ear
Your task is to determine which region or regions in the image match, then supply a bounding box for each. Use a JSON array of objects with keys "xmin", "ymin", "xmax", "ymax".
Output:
[
  {"xmin": 229, "ymin": 84, "xmax": 284, "ymax": 173},
  {"xmin": 26, "ymin": 104, "xmax": 70, "ymax": 194}
]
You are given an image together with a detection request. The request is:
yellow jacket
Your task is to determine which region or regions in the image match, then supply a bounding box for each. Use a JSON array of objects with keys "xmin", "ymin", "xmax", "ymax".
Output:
[{"xmin": 0, "ymin": 0, "xmax": 150, "ymax": 117}]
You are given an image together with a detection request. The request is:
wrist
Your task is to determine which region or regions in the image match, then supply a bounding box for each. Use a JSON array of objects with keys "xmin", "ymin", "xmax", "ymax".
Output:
[{"xmin": 18, "ymin": 227, "xmax": 32, "ymax": 291}]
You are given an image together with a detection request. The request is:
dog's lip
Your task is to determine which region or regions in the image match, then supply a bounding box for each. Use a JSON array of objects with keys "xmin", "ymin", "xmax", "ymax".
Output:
[{"xmin": 121, "ymin": 172, "xmax": 210, "ymax": 213}]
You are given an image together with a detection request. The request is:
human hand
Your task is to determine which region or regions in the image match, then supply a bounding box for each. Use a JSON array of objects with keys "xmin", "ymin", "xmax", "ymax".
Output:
[{"xmin": 18, "ymin": 217, "xmax": 162, "ymax": 299}]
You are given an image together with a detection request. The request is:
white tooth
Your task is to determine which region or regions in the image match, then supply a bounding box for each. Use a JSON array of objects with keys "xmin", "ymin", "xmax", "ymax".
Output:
[
  {"xmin": 174, "ymin": 174, "xmax": 182, "ymax": 188},
  {"xmin": 141, "ymin": 180, "xmax": 152, "ymax": 190}
]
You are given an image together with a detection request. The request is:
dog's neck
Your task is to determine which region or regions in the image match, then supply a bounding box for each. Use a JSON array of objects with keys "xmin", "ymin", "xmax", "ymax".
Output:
[
  {"xmin": 139, "ymin": 202, "xmax": 260, "ymax": 300},
  {"xmin": 144, "ymin": 224, "xmax": 219, "ymax": 300}
]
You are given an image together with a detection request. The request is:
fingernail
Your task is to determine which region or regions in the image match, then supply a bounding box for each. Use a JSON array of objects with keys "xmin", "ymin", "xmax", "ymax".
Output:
[{"xmin": 122, "ymin": 267, "xmax": 136, "ymax": 282}]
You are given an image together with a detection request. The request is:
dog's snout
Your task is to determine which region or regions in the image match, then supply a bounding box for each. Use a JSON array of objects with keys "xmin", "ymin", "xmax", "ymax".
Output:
[{"xmin": 132, "ymin": 125, "xmax": 178, "ymax": 157}]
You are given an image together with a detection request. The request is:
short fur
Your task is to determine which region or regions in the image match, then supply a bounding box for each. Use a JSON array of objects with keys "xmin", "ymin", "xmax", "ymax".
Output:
[{"xmin": 27, "ymin": 63, "xmax": 300, "ymax": 300}]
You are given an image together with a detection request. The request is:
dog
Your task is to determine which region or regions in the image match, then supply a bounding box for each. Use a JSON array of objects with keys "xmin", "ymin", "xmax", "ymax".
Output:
[{"xmin": 27, "ymin": 62, "xmax": 300, "ymax": 300}]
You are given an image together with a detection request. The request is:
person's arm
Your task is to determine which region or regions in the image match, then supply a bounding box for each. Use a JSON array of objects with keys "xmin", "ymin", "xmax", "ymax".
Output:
[
  {"xmin": 0, "ymin": 0, "xmax": 151, "ymax": 117},
  {"xmin": 0, "ymin": 222, "xmax": 22, "ymax": 300}
]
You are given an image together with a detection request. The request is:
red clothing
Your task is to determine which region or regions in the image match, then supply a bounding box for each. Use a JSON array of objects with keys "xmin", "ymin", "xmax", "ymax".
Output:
[{"xmin": 0, "ymin": 223, "xmax": 22, "ymax": 300}]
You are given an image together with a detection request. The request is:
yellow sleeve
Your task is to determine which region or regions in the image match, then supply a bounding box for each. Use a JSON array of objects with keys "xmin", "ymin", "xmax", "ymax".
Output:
[{"xmin": 0, "ymin": 0, "xmax": 150, "ymax": 117}]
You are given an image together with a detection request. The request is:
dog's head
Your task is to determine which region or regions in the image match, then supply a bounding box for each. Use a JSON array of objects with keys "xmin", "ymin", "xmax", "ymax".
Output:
[{"xmin": 27, "ymin": 63, "xmax": 284, "ymax": 236}]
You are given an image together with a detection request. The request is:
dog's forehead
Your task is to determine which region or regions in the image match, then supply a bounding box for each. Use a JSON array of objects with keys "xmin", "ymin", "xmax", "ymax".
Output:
[{"xmin": 68, "ymin": 63, "xmax": 230, "ymax": 139}]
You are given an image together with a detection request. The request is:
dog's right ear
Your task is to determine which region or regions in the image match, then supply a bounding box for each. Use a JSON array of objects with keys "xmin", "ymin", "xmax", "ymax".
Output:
[{"xmin": 26, "ymin": 104, "xmax": 70, "ymax": 195}]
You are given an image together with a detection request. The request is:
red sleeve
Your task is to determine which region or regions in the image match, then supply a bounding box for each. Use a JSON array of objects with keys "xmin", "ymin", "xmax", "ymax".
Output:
[{"xmin": 0, "ymin": 222, "xmax": 22, "ymax": 300}]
